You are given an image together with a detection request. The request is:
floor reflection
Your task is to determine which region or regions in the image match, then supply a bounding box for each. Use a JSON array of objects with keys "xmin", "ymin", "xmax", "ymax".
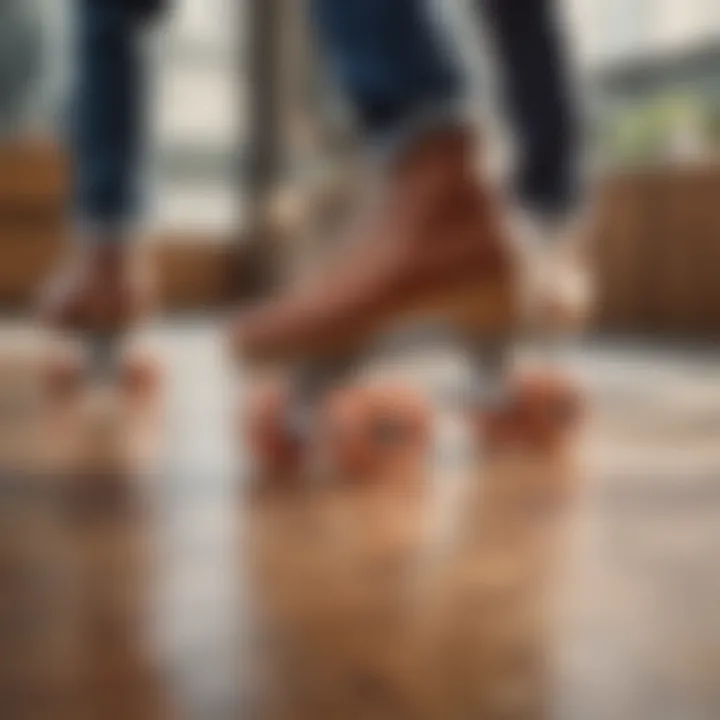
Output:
[
  {"xmin": 0, "ymin": 477, "xmax": 172, "ymax": 719},
  {"xmin": 242, "ymin": 456, "xmax": 576, "ymax": 720},
  {"xmin": 1, "ymin": 325, "xmax": 720, "ymax": 719}
]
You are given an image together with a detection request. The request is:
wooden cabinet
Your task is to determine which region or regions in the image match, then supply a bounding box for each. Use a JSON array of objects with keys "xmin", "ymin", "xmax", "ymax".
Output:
[{"xmin": 594, "ymin": 166, "xmax": 720, "ymax": 339}]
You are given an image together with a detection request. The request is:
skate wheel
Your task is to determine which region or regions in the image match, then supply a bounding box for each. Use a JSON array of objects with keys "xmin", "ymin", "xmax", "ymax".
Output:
[
  {"xmin": 245, "ymin": 384, "xmax": 303, "ymax": 478},
  {"xmin": 480, "ymin": 370, "xmax": 584, "ymax": 453},
  {"xmin": 320, "ymin": 386, "xmax": 431, "ymax": 478}
]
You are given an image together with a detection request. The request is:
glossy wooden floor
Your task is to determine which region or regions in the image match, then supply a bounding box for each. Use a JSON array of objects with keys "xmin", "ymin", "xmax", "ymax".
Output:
[{"xmin": 1, "ymin": 322, "xmax": 719, "ymax": 720}]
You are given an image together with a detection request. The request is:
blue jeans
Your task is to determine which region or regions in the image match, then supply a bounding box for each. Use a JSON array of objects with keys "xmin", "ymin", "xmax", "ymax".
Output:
[
  {"xmin": 76, "ymin": 0, "xmax": 578, "ymax": 230},
  {"xmin": 73, "ymin": 0, "xmax": 159, "ymax": 230},
  {"xmin": 312, "ymin": 0, "xmax": 580, "ymax": 220}
]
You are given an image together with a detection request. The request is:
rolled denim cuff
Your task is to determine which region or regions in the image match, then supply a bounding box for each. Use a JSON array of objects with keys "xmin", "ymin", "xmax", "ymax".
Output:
[
  {"xmin": 518, "ymin": 176, "xmax": 583, "ymax": 227},
  {"xmin": 369, "ymin": 100, "xmax": 471, "ymax": 171}
]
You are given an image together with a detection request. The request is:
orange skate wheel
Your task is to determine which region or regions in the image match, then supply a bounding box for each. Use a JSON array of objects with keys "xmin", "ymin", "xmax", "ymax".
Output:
[
  {"xmin": 480, "ymin": 369, "xmax": 584, "ymax": 454},
  {"xmin": 320, "ymin": 386, "xmax": 431, "ymax": 478},
  {"xmin": 245, "ymin": 383, "xmax": 303, "ymax": 479}
]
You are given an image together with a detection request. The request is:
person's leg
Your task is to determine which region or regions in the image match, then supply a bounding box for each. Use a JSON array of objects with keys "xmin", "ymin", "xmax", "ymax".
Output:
[
  {"xmin": 314, "ymin": 0, "xmax": 579, "ymax": 218},
  {"xmin": 39, "ymin": 0, "xmax": 160, "ymax": 331},
  {"xmin": 478, "ymin": 0, "xmax": 579, "ymax": 224},
  {"xmin": 478, "ymin": 0, "xmax": 591, "ymax": 335},
  {"xmin": 74, "ymin": 0, "xmax": 145, "ymax": 235},
  {"xmin": 472, "ymin": 0, "xmax": 589, "ymax": 448},
  {"xmin": 310, "ymin": 0, "xmax": 465, "ymax": 157}
]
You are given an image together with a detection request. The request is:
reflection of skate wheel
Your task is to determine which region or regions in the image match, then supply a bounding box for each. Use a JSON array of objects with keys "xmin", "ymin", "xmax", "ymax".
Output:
[
  {"xmin": 245, "ymin": 384, "xmax": 303, "ymax": 479},
  {"xmin": 320, "ymin": 386, "xmax": 431, "ymax": 478},
  {"xmin": 479, "ymin": 370, "xmax": 584, "ymax": 453}
]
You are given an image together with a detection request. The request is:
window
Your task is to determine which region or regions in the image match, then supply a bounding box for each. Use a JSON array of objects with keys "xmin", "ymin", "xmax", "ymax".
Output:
[{"xmin": 149, "ymin": 0, "xmax": 241, "ymax": 233}]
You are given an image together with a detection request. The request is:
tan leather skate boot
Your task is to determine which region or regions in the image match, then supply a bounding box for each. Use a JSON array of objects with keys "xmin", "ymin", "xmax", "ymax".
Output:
[
  {"xmin": 39, "ymin": 238, "xmax": 155, "ymax": 334},
  {"xmin": 37, "ymin": 236, "xmax": 159, "ymax": 402},
  {"xmin": 231, "ymin": 127, "xmax": 519, "ymax": 367},
  {"xmin": 36, "ymin": 235, "xmax": 162, "ymax": 485}
]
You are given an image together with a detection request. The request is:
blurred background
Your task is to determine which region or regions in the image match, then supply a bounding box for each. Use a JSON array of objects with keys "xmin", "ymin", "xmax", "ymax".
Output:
[{"xmin": 0, "ymin": 2, "xmax": 719, "ymax": 720}]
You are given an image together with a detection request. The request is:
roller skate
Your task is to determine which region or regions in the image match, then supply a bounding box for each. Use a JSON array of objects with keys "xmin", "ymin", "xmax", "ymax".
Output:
[
  {"xmin": 232, "ymin": 126, "xmax": 520, "ymax": 479},
  {"xmin": 37, "ymin": 239, "xmax": 162, "ymax": 480},
  {"xmin": 469, "ymin": 214, "xmax": 593, "ymax": 456}
]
